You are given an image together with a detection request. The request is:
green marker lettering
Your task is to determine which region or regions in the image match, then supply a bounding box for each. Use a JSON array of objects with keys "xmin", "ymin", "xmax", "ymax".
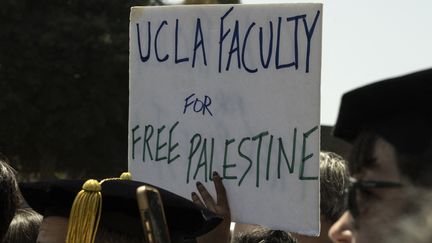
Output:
[
  {"xmin": 238, "ymin": 137, "xmax": 252, "ymax": 186},
  {"xmin": 278, "ymin": 127, "xmax": 297, "ymax": 178},
  {"xmin": 208, "ymin": 138, "xmax": 215, "ymax": 181},
  {"xmin": 223, "ymin": 138, "xmax": 237, "ymax": 180},
  {"xmin": 131, "ymin": 125, "xmax": 141, "ymax": 160},
  {"xmin": 300, "ymin": 126, "xmax": 319, "ymax": 180},
  {"xmin": 155, "ymin": 125, "xmax": 167, "ymax": 161},
  {"xmin": 167, "ymin": 121, "xmax": 180, "ymax": 164},
  {"xmin": 266, "ymin": 135, "xmax": 274, "ymax": 181},
  {"xmin": 193, "ymin": 138, "xmax": 208, "ymax": 182},
  {"xmin": 187, "ymin": 134, "xmax": 202, "ymax": 183},
  {"xmin": 143, "ymin": 125, "xmax": 154, "ymax": 161},
  {"xmin": 252, "ymin": 131, "xmax": 269, "ymax": 188}
]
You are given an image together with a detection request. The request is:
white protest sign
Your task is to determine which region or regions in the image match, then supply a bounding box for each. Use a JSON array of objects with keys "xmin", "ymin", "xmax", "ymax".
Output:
[{"xmin": 129, "ymin": 4, "xmax": 322, "ymax": 235}]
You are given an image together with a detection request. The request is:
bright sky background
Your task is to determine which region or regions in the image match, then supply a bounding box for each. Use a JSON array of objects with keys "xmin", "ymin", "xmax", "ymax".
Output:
[{"xmin": 166, "ymin": 0, "xmax": 432, "ymax": 125}]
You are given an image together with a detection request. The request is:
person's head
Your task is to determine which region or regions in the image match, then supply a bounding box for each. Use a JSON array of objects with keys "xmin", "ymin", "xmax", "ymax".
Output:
[
  {"xmin": 293, "ymin": 151, "xmax": 349, "ymax": 243},
  {"xmin": 36, "ymin": 216, "xmax": 146, "ymax": 243},
  {"xmin": 20, "ymin": 176, "xmax": 222, "ymax": 243},
  {"xmin": 330, "ymin": 68, "xmax": 432, "ymax": 243},
  {"xmin": 319, "ymin": 152, "xmax": 349, "ymax": 224},
  {"xmin": 234, "ymin": 227, "xmax": 298, "ymax": 243},
  {"xmin": 0, "ymin": 154, "xmax": 19, "ymax": 241},
  {"xmin": 2, "ymin": 208, "xmax": 43, "ymax": 243}
]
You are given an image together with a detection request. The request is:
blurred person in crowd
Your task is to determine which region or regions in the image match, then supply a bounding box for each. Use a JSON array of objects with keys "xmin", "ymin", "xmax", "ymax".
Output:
[
  {"xmin": 2, "ymin": 208, "xmax": 42, "ymax": 243},
  {"xmin": 20, "ymin": 174, "xmax": 222, "ymax": 243},
  {"xmin": 0, "ymin": 154, "xmax": 19, "ymax": 242},
  {"xmin": 328, "ymin": 68, "xmax": 432, "ymax": 243},
  {"xmin": 292, "ymin": 152, "xmax": 349, "ymax": 243},
  {"xmin": 234, "ymin": 227, "xmax": 298, "ymax": 243},
  {"xmin": 192, "ymin": 151, "xmax": 350, "ymax": 243}
]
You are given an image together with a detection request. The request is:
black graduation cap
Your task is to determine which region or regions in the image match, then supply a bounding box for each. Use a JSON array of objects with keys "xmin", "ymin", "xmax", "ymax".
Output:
[
  {"xmin": 20, "ymin": 176, "xmax": 222, "ymax": 242},
  {"xmin": 333, "ymin": 68, "xmax": 432, "ymax": 154}
]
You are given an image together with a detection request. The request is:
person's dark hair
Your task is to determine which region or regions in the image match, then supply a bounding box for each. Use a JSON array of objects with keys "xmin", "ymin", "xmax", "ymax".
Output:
[
  {"xmin": 0, "ymin": 154, "xmax": 19, "ymax": 241},
  {"xmin": 95, "ymin": 228, "xmax": 188, "ymax": 243},
  {"xmin": 348, "ymin": 131, "xmax": 377, "ymax": 176},
  {"xmin": 320, "ymin": 151, "xmax": 350, "ymax": 222},
  {"xmin": 234, "ymin": 227, "xmax": 298, "ymax": 243},
  {"xmin": 2, "ymin": 208, "xmax": 42, "ymax": 243},
  {"xmin": 349, "ymin": 131, "xmax": 432, "ymax": 187},
  {"xmin": 95, "ymin": 227, "xmax": 146, "ymax": 243},
  {"xmin": 396, "ymin": 146, "xmax": 432, "ymax": 188},
  {"xmin": 95, "ymin": 225, "xmax": 192, "ymax": 243}
]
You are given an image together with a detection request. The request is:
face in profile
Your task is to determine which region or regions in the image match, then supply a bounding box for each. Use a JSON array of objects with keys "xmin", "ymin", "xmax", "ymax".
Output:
[
  {"xmin": 328, "ymin": 211, "xmax": 355, "ymax": 243},
  {"xmin": 330, "ymin": 136, "xmax": 409, "ymax": 243},
  {"xmin": 37, "ymin": 216, "xmax": 68, "ymax": 243}
]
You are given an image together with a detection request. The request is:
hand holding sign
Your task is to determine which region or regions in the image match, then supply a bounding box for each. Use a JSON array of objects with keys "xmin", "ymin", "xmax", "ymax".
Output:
[{"xmin": 192, "ymin": 172, "xmax": 231, "ymax": 243}]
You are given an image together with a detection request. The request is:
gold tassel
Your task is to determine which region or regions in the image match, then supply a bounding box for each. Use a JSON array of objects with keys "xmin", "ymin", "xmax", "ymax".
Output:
[
  {"xmin": 120, "ymin": 172, "xmax": 132, "ymax": 180},
  {"xmin": 66, "ymin": 179, "xmax": 102, "ymax": 243},
  {"xmin": 65, "ymin": 172, "xmax": 131, "ymax": 243}
]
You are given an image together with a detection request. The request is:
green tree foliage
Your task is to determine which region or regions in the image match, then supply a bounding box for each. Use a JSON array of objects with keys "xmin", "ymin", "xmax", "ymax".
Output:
[
  {"xmin": 0, "ymin": 0, "xmax": 158, "ymax": 179},
  {"xmin": 0, "ymin": 0, "xmax": 239, "ymax": 180}
]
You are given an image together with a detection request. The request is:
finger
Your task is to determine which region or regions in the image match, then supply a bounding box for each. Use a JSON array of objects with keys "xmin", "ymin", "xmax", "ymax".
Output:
[
  {"xmin": 191, "ymin": 192, "xmax": 205, "ymax": 208},
  {"xmin": 196, "ymin": 181, "xmax": 217, "ymax": 211},
  {"xmin": 213, "ymin": 171, "xmax": 229, "ymax": 209}
]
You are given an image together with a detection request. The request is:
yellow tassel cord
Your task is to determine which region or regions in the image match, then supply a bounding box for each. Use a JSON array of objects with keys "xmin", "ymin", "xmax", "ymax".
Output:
[
  {"xmin": 120, "ymin": 172, "xmax": 132, "ymax": 180},
  {"xmin": 65, "ymin": 173, "xmax": 131, "ymax": 243},
  {"xmin": 99, "ymin": 172, "xmax": 132, "ymax": 184},
  {"xmin": 66, "ymin": 179, "xmax": 102, "ymax": 243}
]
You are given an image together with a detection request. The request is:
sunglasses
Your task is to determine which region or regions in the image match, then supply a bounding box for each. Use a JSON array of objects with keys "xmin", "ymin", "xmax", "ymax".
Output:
[{"xmin": 346, "ymin": 177, "xmax": 403, "ymax": 218}]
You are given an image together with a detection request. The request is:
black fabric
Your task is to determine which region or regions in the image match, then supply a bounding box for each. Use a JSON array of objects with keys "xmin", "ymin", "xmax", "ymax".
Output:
[
  {"xmin": 20, "ymin": 180, "xmax": 222, "ymax": 239},
  {"xmin": 333, "ymin": 68, "xmax": 432, "ymax": 154}
]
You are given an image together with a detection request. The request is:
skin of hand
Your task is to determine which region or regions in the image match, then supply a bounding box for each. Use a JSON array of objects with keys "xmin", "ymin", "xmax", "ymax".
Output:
[{"xmin": 192, "ymin": 171, "xmax": 231, "ymax": 243}]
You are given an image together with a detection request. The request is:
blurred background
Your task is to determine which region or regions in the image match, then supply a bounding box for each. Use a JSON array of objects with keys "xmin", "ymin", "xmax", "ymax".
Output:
[{"xmin": 0, "ymin": 0, "xmax": 239, "ymax": 181}]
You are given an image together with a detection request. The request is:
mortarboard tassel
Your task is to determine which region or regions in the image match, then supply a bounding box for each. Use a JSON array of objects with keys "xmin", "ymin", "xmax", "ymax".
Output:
[
  {"xmin": 120, "ymin": 172, "xmax": 132, "ymax": 180},
  {"xmin": 65, "ymin": 172, "xmax": 132, "ymax": 243},
  {"xmin": 66, "ymin": 179, "xmax": 102, "ymax": 243}
]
